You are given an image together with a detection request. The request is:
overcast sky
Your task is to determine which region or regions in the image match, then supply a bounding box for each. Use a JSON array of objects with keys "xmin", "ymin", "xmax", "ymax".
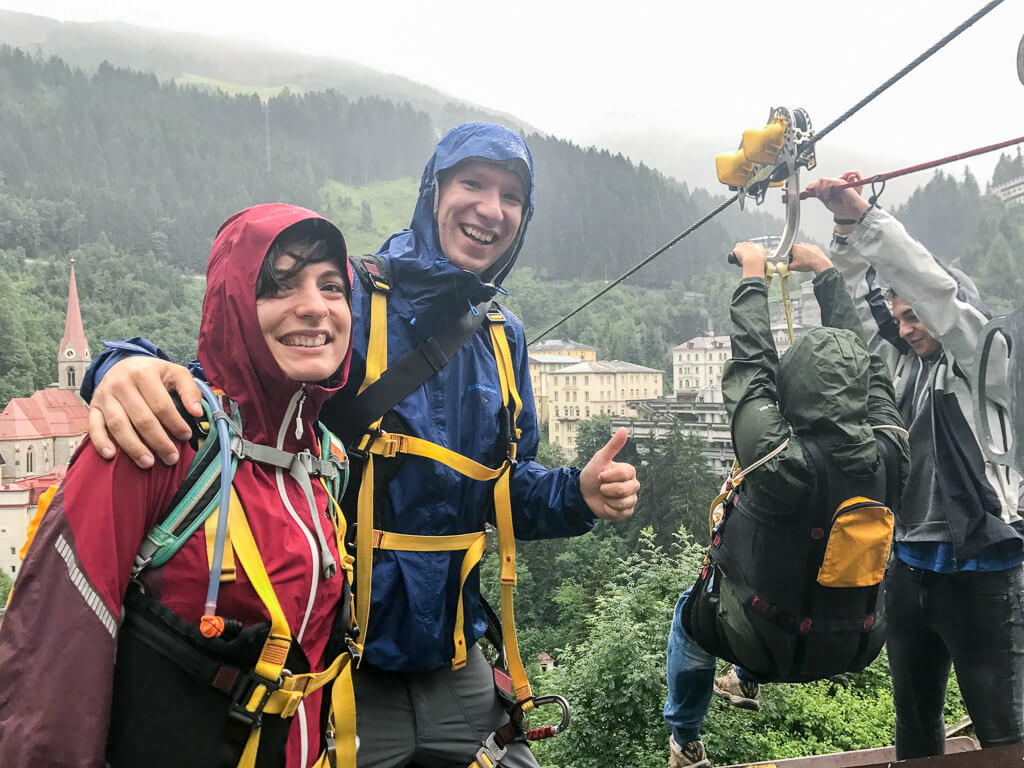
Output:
[{"xmin": 2, "ymin": 0, "xmax": 1022, "ymax": 200}]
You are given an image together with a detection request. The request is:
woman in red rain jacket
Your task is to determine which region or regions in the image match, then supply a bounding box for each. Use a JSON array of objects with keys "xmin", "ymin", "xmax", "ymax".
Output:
[{"xmin": 0, "ymin": 204, "xmax": 354, "ymax": 768}]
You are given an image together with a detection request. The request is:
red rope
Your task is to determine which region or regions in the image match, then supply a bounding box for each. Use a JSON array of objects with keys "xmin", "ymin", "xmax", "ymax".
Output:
[{"xmin": 798, "ymin": 136, "xmax": 1024, "ymax": 199}]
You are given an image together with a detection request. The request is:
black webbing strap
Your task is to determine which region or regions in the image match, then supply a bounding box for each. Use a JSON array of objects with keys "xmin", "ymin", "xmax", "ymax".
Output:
[{"xmin": 336, "ymin": 298, "xmax": 494, "ymax": 446}]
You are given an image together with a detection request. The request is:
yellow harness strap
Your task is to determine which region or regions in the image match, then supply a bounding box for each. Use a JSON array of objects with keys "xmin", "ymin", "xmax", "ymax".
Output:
[
  {"xmin": 226, "ymin": 483, "xmax": 357, "ymax": 768},
  {"xmin": 353, "ymin": 294, "xmax": 534, "ymax": 708},
  {"xmin": 372, "ymin": 530, "xmax": 488, "ymax": 669},
  {"xmin": 765, "ymin": 262, "xmax": 795, "ymax": 344},
  {"xmin": 367, "ymin": 432, "xmax": 507, "ymax": 481},
  {"xmin": 355, "ymin": 287, "xmax": 390, "ymax": 656}
]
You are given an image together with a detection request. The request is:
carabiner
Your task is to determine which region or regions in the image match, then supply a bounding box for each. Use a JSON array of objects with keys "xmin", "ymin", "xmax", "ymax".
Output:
[{"xmin": 523, "ymin": 694, "xmax": 571, "ymax": 740}]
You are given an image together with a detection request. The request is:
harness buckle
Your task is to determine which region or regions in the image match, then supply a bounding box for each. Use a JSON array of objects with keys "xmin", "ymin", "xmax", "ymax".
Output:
[
  {"xmin": 347, "ymin": 428, "xmax": 382, "ymax": 461},
  {"xmin": 293, "ymin": 450, "xmax": 341, "ymax": 482},
  {"xmin": 379, "ymin": 433, "xmax": 402, "ymax": 459},
  {"xmin": 345, "ymin": 630, "xmax": 362, "ymax": 666},
  {"xmin": 276, "ymin": 673, "xmax": 308, "ymax": 719},
  {"xmin": 227, "ymin": 670, "xmax": 283, "ymax": 730},
  {"xmin": 472, "ymin": 731, "xmax": 509, "ymax": 768}
]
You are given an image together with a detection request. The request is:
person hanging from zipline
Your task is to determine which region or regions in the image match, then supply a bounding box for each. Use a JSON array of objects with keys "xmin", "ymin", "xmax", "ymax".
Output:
[
  {"xmin": 664, "ymin": 240, "xmax": 910, "ymax": 768},
  {"xmin": 803, "ymin": 172, "xmax": 1024, "ymax": 759}
]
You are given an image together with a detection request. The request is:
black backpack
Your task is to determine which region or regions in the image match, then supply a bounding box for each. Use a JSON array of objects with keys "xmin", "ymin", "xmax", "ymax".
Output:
[{"xmin": 684, "ymin": 434, "xmax": 900, "ymax": 683}]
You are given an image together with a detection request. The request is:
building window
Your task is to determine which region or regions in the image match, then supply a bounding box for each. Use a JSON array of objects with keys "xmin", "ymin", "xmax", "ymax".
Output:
[
  {"xmin": 25, "ymin": 445, "xmax": 34, "ymax": 475},
  {"xmin": 554, "ymin": 406, "xmax": 559, "ymax": 417},
  {"xmin": 584, "ymin": 376, "xmax": 589, "ymax": 385},
  {"xmin": 585, "ymin": 407, "xmax": 590, "ymax": 417},
  {"xmin": 66, "ymin": 367, "xmax": 76, "ymax": 388},
  {"xmin": 584, "ymin": 392, "xmax": 589, "ymax": 402}
]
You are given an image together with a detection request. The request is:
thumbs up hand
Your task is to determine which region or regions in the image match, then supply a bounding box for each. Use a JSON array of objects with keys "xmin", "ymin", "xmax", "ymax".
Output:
[{"xmin": 580, "ymin": 427, "xmax": 639, "ymax": 521}]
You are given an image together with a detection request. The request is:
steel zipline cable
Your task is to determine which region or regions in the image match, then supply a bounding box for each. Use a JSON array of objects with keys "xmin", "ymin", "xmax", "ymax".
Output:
[
  {"xmin": 527, "ymin": 0, "xmax": 1007, "ymax": 346},
  {"xmin": 527, "ymin": 194, "xmax": 739, "ymax": 345}
]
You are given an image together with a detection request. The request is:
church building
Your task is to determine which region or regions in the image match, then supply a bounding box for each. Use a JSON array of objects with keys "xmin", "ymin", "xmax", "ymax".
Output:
[{"xmin": 0, "ymin": 263, "xmax": 90, "ymax": 578}]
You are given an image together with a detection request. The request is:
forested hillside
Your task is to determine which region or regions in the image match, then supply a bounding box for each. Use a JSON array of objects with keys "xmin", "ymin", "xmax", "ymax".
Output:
[{"xmin": 0, "ymin": 45, "xmax": 776, "ymax": 403}]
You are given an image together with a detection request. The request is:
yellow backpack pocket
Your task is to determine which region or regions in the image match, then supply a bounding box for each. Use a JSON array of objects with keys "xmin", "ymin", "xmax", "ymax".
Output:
[{"xmin": 817, "ymin": 497, "xmax": 894, "ymax": 588}]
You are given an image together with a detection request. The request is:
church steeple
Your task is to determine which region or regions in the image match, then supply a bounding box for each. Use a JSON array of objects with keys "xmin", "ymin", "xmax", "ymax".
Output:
[{"xmin": 57, "ymin": 260, "xmax": 90, "ymax": 392}]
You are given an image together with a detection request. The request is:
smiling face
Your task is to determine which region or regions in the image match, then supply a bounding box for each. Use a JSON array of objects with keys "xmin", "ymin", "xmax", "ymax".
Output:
[
  {"xmin": 891, "ymin": 294, "xmax": 941, "ymax": 358},
  {"xmin": 435, "ymin": 159, "xmax": 526, "ymax": 275},
  {"xmin": 256, "ymin": 248, "xmax": 352, "ymax": 383}
]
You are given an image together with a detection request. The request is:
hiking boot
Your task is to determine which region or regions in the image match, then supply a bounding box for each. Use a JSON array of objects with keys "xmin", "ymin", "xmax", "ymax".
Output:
[
  {"xmin": 668, "ymin": 735, "xmax": 711, "ymax": 768},
  {"xmin": 713, "ymin": 666, "xmax": 760, "ymax": 711}
]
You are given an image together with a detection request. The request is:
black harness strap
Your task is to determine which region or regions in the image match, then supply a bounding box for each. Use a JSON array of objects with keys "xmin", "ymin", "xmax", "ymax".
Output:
[{"xmin": 337, "ymin": 253, "xmax": 494, "ymax": 446}]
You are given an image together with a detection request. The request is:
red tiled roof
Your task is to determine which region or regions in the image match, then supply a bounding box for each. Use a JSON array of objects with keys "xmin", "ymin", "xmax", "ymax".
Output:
[
  {"xmin": 0, "ymin": 389, "xmax": 88, "ymax": 440},
  {"xmin": 1, "ymin": 467, "xmax": 66, "ymax": 491}
]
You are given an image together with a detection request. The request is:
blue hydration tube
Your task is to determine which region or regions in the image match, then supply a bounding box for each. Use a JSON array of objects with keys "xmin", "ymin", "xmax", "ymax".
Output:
[{"xmin": 194, "ymin": 378, "xmax": 235, "ymax": 620}]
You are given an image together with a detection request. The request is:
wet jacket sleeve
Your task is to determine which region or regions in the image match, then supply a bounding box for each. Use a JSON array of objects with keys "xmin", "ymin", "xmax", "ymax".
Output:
[
  {"xmin": 0, "ymin": 445, "xmax": 187, "ymax": 767},
  {"xmin": 80, "ymin": 337, "xmax": 170, "ymax": 402},
  {"xmin": 507, "ymin": 326, "xmax": 596, "ymax": 540},
  {"xmin": 830, "ymin": 231, "xmax": 907, "ymax": 377},
  {"xmin": 813, "ymin": 266, "xmax": 911, "ymax": 481},
  {"xmin": 721, "ymin": 277, "xmax": 813, "ymax": 509},
  {"xmin": 843, "ymin": 207, "xmax": 1009, "ymax": 405},
  {"xmin": 80, "ymin": 338, "xmax": 205, "ymax": 403}
]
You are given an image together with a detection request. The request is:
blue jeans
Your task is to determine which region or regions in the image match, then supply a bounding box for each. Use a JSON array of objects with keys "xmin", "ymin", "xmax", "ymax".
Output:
[{"xmin": 664, "ymin": 588, "xmax": 756, "ymax": 745}]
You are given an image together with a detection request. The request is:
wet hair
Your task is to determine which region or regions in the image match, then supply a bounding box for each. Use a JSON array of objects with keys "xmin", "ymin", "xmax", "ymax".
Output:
[
  {"xmin": 435, "ymin": 157, "xmax": 531, "ymax": 200},
  {"xmin": 255, "ymin": 218, "xmax": 348, "ymax": 300}
]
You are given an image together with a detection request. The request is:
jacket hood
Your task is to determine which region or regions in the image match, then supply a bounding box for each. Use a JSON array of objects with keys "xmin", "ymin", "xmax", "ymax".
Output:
[
  {"xmin": 376, "ymin": 122, "xmax": 535, "ymax": 331},
  {"xmin": 778, "ymin": 327, "xmax": 877, "ymax": 471},
  {"xmin": 943, "ymin": 265, "xmax": 993, "ymax": 320},
  {"xmin": 198, "ymin": 204, "xmax": 353, "ymax": 445}
]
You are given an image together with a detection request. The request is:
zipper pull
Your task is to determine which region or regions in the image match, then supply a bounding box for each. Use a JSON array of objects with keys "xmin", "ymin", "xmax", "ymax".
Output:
[{"xmin": 294, "ymin": 388, "xmax": 307, "ymax": 440}]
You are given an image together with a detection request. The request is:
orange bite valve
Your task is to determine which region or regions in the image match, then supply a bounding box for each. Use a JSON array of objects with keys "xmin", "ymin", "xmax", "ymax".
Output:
[{"xmin": 200, "ymin": 615, "xmax": 226, "ymax": 638}]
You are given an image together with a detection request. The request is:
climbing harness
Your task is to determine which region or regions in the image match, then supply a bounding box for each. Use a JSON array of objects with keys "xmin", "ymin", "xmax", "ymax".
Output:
[
  {"xmin": 106, "ymin": 380, "xmax": 359, "ymax": 768},
  {"xmin": 529, "ymin": 0, "xmax": 1009, "ymax": 345},
  {"xmin": 344, "ymin": 256, "xmax": 572, "ymax": 765},
  {"xmin": 469, "ymin": 694, "xmax": 571, "ymax": 768}
]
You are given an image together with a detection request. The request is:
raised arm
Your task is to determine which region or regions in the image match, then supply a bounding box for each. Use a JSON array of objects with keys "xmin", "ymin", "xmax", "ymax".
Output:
[
  {"xmin": 722, "ymin": 243, "xmax": 813, "ymax": 509},
  {"xmin": 802, "ymin": 174, "xmax": 905, "ymax": 374},
  {"xmin": 506, "ymin": 317, "xmax": 636, "ymax": 539}
]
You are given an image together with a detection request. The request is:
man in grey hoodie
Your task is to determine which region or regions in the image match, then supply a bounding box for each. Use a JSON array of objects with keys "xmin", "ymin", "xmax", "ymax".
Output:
[{"xmin": 804, "ymin": 173, "xmax": 1024, "ymax": 759}]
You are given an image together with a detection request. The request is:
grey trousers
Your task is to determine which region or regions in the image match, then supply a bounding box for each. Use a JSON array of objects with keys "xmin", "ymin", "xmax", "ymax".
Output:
[{"xmin": 352, "ymin": 644, "xmax": 540, "ymax": 768}]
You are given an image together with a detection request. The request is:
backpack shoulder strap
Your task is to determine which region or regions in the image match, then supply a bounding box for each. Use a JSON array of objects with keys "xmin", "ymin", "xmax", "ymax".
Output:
[
  {"xmin": 349, "ymin": 253, "xmax": 392, "ymax": 294},
  {"xmin": 133, "ymin": 394, "xmax": 242, "ymax": 575},
  {"xmin": 336, "ymin": 296, "xmax": 493, "ymax": 447}
]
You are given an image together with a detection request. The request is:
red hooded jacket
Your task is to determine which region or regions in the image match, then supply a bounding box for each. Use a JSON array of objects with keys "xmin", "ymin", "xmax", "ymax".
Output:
[{"xmin": 0, "ymin": 204, "xmax": 353, "ymax": 767}]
